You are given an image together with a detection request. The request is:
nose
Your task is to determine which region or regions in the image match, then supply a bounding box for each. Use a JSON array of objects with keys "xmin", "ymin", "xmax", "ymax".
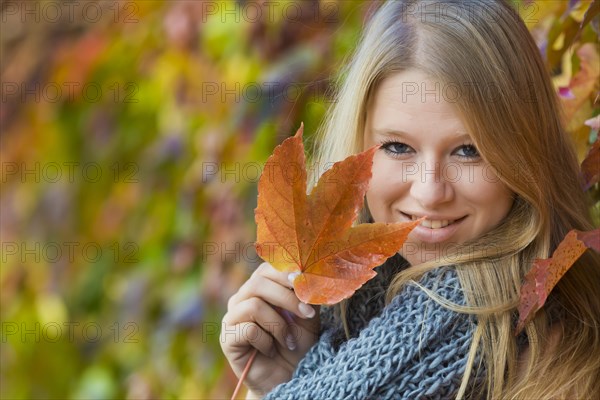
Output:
[{"xmin": 408, "ymin": 159, "xmax": 454, "ymax": 208}]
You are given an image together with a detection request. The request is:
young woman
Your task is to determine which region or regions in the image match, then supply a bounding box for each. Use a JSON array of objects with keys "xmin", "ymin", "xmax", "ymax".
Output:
[{"xmin": 221, "ymin": 0, "xmax": 600, "ymax": 398}]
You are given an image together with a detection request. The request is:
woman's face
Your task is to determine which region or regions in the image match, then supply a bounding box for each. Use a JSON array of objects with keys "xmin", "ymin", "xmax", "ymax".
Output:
[{"xmin": 363, "ymin": 69, "xmax": 514, "ymax": 265}]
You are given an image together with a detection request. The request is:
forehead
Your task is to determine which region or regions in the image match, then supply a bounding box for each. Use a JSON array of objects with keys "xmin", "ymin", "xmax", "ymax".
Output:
[{"xmin": 366, "ymin": 70, "xmax": 468, "ymax": 138}]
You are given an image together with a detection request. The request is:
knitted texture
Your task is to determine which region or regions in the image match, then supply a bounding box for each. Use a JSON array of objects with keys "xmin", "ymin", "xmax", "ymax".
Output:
[{"xmin": 264, "ymin": 262, "xmax": 476, "ymax": 399}]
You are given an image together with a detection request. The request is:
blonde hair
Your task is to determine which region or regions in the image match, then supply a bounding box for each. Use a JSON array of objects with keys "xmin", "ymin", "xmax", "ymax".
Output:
[{"xmin": 308, "ymin": 1, "xmax": 600, "ymax": 398}]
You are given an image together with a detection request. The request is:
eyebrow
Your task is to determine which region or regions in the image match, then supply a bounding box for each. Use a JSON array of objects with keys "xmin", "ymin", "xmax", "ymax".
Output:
[{"xmin": 372, "ymin": 128, "xmax": 472, "ymax": 142}]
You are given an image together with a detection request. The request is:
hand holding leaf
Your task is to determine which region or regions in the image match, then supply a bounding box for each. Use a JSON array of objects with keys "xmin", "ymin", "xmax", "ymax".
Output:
[{"xmin": 231, "ymin": 124, "xmax": 420, "ymax": 399}]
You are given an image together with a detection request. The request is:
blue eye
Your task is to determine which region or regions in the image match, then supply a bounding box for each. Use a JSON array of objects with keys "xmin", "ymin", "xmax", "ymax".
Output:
[
  {"xmin": 381, "ymin": 140, "xmax": 414, "ymax": 156},
  {"xmin": 454, "ymin": 144, "xmax": 480, "ymax": 160}
]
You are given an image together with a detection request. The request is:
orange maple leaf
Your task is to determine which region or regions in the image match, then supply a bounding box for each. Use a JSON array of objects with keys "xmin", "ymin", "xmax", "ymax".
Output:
[
  {"xmin": 254, "ymin": 124, "xmax": 422, "ymax": 305},
  {"xmin": 515, "ymin": 228, "xmax": 600, "ymax": 334}
]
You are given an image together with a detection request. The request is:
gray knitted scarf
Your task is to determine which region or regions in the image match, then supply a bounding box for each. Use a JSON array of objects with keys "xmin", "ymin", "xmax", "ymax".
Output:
[{"xmin": 264, "ymin": 258, "xmax": 480, "ymax": 399}]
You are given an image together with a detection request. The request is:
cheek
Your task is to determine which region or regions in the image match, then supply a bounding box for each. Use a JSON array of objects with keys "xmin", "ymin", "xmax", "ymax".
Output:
[
  {"xmin": 466, "ymin": 175, "xmax": 514, "ymax": 226},
  {"xmin": 366, "ymin": 156, "xmax": 407, "ymax": 220}
]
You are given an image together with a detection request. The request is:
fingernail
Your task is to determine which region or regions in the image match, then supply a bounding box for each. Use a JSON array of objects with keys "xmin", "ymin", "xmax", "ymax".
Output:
[
  {"xmin": 288, "ymin": 272, "xmax": 300, "ymax": 286},
  {"xmin": 298, "ymin": 302, "xmax": 315, "ymax": 318},
  {"xmin": 285, "ymin": 334, "xmax": 296, "ymax": 351}
]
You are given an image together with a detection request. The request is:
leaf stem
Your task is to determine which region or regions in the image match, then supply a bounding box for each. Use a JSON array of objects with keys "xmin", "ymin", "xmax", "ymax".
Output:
[{"xmin": 231, "ymin": 348, "xmax": 258, "ymax": 400}]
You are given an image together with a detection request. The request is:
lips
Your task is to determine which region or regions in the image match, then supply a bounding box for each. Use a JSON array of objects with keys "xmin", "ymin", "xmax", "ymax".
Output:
[{"xmin": 400, "ymin": 212, "xmax": 467, "ymax": 244}]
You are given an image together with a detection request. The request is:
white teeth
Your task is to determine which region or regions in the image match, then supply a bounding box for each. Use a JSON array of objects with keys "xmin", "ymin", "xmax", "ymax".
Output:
[{"xmin": 407, "ymin": 214, "xmax": 455, "ymax": 229}]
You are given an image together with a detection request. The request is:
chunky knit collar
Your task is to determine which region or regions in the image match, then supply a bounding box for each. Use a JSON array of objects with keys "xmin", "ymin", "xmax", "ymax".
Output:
[
  {"xmin": 265, "ymin": 260, "xmax": 480, "ymax": 399},
  {"xmin": 323, "ymin": 254, "xmax": 409, "ymax": 350}
]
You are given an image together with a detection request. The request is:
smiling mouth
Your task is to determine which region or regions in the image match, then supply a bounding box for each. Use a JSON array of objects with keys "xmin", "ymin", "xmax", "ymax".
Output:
[{"xmin": 401, "ymin": 212, "xmax": 467, "ymax": 229}]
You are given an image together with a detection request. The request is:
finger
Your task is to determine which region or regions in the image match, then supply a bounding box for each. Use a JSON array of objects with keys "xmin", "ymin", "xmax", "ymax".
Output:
[
  {"xmin": 224, "ymin": 297, "xmax": 292, "ymax": 350},
  {"xmin": 227, "ymin": 262, "xmax": 291, "ymax": 310},
  {"xmin": 256, "ymin": 262, "xmax": 296, "ymax": 290},
  {"xmin": 256, "ymin": 264, "xmax": 316, "ymax": 319},
  {"xmin": 233, "ymin": 275, "xmax": 316, "ymax": 320},
  {"xmin": 221, "ymin": 321, "xmax": 275, "ymax": 359}
]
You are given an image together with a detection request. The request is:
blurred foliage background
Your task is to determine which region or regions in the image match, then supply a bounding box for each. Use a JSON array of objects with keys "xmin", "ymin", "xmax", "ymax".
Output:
[{"xmin": 0, "ymin": 1, "xmax": 598, "ymax": 399}]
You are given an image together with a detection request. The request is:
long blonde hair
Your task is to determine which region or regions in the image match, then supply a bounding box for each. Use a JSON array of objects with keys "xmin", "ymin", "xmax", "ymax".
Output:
[{"xmin": 309, "ymin": 1, "xmax": 600, "ymax": 398}]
